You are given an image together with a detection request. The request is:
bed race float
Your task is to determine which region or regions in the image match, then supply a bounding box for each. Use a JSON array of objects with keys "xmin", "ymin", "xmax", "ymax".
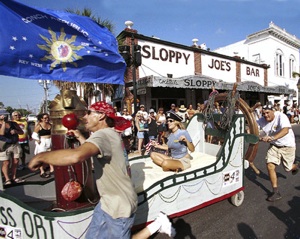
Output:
[{"xmin": 0, "ymin": 109, "xmax": 259, "ymax": 239}]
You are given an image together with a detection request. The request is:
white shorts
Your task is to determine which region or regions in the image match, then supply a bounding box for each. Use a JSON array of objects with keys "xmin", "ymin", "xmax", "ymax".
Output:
[
  {"xmin": 34, "ymin": 138, "xmax": 52, "ymax": 155},
  {"xmin": 173, "ymin": 154, "xmax": 192, "ymax": 170}
]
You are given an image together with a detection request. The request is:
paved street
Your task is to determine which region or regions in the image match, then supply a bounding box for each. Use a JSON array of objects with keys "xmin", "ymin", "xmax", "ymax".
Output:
[
  {"xmin": 20, "ymin": 124, "xmax": 300, "ymax": 239},
  {"xmin": 153, "ymin": 124, "xmax": 300, "ymax": 239}
]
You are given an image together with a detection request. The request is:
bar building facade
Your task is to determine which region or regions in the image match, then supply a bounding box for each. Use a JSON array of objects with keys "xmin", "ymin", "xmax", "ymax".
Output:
[{"xmin": 116, "ymin": 22, "xmax": 299, "ymax": 113}]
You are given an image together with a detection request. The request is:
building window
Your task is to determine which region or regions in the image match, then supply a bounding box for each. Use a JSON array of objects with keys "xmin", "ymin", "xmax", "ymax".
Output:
[
  {"xmin": 289, "ymin": 55, "xmax": 296, "ymax": 78},
  {"xmin": 275, "ymin": 49, "xmax": 284, "ymax": 77},
  {"xmin": 252, "ymin": 54, "xmax": 261, "ymax": 64}
]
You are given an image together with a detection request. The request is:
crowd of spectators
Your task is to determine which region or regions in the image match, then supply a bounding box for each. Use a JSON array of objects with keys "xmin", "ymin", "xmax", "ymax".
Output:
[{"xmin": 118, "ymin": 103, "xmax": 205, "ymax": 155}]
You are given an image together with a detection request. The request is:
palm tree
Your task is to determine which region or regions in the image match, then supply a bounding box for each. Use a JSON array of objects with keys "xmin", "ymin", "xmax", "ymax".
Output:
[
  {"xmin": 53, "ymin": 8, "xmax": 117, "ymax": 104},
  {"xmin": 293, "ymin": 72, "xmax": 300, "ymax": 78}
]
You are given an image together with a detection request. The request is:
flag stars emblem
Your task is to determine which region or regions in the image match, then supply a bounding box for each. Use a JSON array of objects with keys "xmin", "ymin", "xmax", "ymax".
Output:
[{"xmin": 1, "ymin": 0, "xmax": 126, "ymax": 84}]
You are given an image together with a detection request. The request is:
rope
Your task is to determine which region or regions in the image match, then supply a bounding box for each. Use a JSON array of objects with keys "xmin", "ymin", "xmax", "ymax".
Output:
[
  {"xmin": 203, "ymin": 89, "xmax": 240, "ymax": 131},
  {"xmin": 219, "ymin": 91, "xmax": 240, "ymax": 130}
]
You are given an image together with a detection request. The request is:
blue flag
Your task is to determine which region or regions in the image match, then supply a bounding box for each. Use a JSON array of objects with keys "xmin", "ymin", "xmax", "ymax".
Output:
[{"xmin": 0, "ymin": 0, "xmax": 126, "ymax": 85}]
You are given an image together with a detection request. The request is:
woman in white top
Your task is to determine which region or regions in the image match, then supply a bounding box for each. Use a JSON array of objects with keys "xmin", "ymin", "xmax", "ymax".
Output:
[{"xmin": 156, "ymin": 108, "xmax": 167, "ymax": 144}]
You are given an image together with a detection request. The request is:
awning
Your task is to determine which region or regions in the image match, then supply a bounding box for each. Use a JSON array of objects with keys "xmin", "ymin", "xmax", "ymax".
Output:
[{"xmin": 136, "ymin": 75, "xmax": 296, "ymax": 95}]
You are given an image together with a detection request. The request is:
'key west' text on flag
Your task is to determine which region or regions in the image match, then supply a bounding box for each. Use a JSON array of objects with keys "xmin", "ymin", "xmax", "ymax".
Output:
[{"xmin": 0, "ymin": 0, "xmax": 126, "ymax": 85}]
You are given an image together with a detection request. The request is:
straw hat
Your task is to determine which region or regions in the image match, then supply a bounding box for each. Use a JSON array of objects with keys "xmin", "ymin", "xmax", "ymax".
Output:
[{"xmin": 179, "ymin": 105, "xmax": 187, "ymax": 111}]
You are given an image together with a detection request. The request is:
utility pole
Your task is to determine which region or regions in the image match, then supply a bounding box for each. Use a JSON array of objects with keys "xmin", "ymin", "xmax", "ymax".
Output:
[{"xmin": 38, "ymin": 80, "xmax": 52, "ymax": 113}]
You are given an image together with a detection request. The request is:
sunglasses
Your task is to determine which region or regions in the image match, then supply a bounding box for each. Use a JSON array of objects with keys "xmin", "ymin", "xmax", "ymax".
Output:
[
  {"xmin": 13, "ymin": 114, "xmax": 21, "ymax": 117},
  {"xmin": 86, "ymin": 110, "xmax": 103, "ymax": 115},
  {"xmin": 167, "ymin": 119, "xmax": 175, "ymax": 123},
  {"xmin": 262, "ymin": 105, "xmax": 273, "ymax": 110}
]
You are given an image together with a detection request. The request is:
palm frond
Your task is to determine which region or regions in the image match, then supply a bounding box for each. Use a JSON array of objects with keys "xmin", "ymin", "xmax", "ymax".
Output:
[{"xmin": 52, "ymin": 8, "xmax": 117, "ymax": 99}]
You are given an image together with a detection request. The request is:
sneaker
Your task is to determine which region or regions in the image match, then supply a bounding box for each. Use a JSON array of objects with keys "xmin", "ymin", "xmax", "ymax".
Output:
[
  {"xmin": 267, "ymin": 192, "xmax": 282, "ymax": 202},
  {"xmin": 292, "ymin": 161, "xmax": 300, "ymax": 175},
  {"xmin": 292, "ymin": 168, "xmax": 299, "ymax": 175},
  {"xmin": 157, "ymin": 212, "xmax": 176, "ymax": 238}
]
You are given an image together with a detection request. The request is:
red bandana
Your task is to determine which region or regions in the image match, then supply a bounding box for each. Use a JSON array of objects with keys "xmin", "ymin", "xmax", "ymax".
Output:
[{"xmin": 89, "ymin": 101, "xmax": 131, "ymax": 131}]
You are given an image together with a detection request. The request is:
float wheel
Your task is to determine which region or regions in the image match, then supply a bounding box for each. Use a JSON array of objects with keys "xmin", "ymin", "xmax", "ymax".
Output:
[{"xmin": 231, "ymin": 191, "xmax": 245, "ymax": 207}]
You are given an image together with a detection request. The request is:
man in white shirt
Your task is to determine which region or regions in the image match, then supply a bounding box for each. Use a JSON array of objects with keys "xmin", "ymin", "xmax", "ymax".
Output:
[
  {"xmin": 257, "ymin": 104, "xmax": 299, "ymax": 202},
  {"xmin": 137, "ymin": 105, "xmax": 148, "ymax": 121}
]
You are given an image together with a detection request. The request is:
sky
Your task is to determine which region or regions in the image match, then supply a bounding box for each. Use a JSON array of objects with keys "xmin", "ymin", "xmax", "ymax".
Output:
[{"xmin": 1, "ymin": 0, "xmax": 300, "ymax": 111}]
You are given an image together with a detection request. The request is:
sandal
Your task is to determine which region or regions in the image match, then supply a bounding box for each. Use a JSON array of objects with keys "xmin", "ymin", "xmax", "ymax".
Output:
[
  {"xmin": 40, "ymin": 173, "xmax": 50, "ymax": 178},
  {"xmin": 13, "ymin": 178, "xmax": 25, "ymax": 183},
  {"xmin": 4, "ymin": 179, "xmax": 12, "ymax": 185}
]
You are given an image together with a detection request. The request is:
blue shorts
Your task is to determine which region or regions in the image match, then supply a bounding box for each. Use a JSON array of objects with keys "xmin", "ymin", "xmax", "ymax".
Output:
[
  {"xmin": 137, "ymin": 131, "xmax": 144, "ymax": 139},
  {"xmin": 85, "ymin": 202, "xmax": 135, "ymax": 239}
]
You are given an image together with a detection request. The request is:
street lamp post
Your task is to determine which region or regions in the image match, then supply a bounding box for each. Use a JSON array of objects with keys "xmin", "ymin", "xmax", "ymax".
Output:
[
  {"xmin": 119, "ymin": 35, "xmax": 142, "ymax": 114},
  {"xmin": 131, "ymin": 39, "xmax": 138, "ymax": 114},
  {"xmin": 131, "ymin": 37, "xmax": 142, "ymax": 114}
]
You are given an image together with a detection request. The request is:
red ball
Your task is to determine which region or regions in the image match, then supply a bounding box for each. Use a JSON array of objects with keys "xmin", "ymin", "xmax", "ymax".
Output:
[{"xmin": 62, "ymin": 113, "xmax": 79, "ymax": 130}]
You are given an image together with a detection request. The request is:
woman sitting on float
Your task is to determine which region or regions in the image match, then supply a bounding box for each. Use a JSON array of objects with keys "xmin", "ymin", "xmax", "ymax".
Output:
[{"xmin": 150, "ymin": 111, "xmax": 195, "ymax": 172}]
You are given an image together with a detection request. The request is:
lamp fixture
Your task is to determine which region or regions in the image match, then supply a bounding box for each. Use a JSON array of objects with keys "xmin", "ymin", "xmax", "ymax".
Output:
[
  {"xmin": 125, "ymin": 20, "xmax": 134, "ymax": 29},
  {"xmin": 192, "ymin": 38, "xmax": 198, "ymax": 46}
]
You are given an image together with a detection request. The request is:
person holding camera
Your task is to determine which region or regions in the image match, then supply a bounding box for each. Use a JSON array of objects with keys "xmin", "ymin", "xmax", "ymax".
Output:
[{"xmin": 0, "ymin": 113, "xmax": 24, "ymax": 185}]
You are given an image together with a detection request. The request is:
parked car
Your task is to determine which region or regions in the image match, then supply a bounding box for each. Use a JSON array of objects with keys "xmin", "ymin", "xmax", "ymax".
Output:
[{"xmin": 27, "ymin": 114, "xmax": 37, "ymax": 123}]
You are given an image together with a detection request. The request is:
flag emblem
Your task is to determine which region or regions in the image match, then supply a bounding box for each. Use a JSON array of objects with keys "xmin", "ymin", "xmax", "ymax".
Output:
[{"xmin": 38, "ymin": 28, "xmax": 83, "ymax": 71}]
